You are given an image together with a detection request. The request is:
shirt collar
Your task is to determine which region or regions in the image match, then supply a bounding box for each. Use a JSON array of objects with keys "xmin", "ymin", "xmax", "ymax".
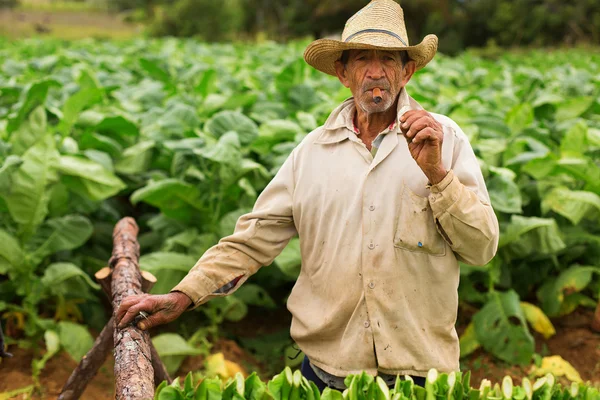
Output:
[{"xmin": 316, "ymin": 88, "xmax": 421, "ymax": 145}]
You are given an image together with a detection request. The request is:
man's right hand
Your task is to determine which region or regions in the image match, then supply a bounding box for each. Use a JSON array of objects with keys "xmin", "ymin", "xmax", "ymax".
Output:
[{"xmin": 116, "ymin": 291, "xmax": 193, "ymax": 331}]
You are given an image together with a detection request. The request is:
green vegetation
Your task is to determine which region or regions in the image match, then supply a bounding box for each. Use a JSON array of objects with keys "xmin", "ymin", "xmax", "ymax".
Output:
[
  {"xmin": 0, "ymin": 38, "xmax": 599, "ymax": 388},
  {"xmin": 155, "ymin": 367, "xmax": 600, "ymax": 400}
]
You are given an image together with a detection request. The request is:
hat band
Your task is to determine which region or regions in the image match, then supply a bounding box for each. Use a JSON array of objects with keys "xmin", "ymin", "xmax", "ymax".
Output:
[{"xmin": 344, "ymin": 29, "xmax": 408, "ymax": 47}]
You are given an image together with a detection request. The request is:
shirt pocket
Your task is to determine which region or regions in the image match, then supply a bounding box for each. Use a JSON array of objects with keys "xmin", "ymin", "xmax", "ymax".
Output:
[{"xmin": 394, "ymin": 185, "xmax": 446, "ymax": 256}]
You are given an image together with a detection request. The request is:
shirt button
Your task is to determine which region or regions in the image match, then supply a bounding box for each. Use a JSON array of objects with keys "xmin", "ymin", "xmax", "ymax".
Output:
[
  {"xmin": 364, "ymin": 321, "xmax": 370, "ymax": 328},
  {"xmin": 369, "ymin": 282, "xmax": 375, "ymax": 289},
  {"xmin": 368, "ymin": 243, "xmax": 375, "ymax": 249},
  {"xmin": 369, "ymin": 205, "xmax": 375, "ymax": 211},
  {"xmin": 430, "ymin": 197, "xmax": 436, "ymax": 203}
]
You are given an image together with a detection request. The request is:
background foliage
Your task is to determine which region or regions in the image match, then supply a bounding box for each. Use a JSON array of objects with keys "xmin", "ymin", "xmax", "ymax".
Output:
[{"xmin": 104, "ymin": 0, "xmax": 600, "ymax": 54}]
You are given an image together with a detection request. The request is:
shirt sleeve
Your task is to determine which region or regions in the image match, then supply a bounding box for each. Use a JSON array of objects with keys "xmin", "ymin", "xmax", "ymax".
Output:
[
  {"xmin": 171, "ymin": 150, "xmax": 298, "ymax": 308},
  {"xmin": 427, "ymin": 129, "xmax": 500, "ymax": 266}
]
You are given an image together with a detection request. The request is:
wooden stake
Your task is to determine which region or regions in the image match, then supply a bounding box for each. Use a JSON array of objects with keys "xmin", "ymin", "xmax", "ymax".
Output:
[
  {"xmin": 95, "ymin": 267, "xmax": 112, "ymax": 299},
  {"xmin": 58, "ymin": 318, "xmax": 115, "ymax": 400},
  {"xmin": 111, "ymin": 217, "xmax": 154, "ymax": 400}
]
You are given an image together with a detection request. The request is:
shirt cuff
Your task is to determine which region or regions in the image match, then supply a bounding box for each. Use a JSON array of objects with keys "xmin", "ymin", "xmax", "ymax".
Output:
[
  {"xmin": 170, "ymin": 271, "xmax": 218, "ymax": 310},
  {"xmin": 428, "ymin": 170, "xmax": 461, "ymax": 217}
]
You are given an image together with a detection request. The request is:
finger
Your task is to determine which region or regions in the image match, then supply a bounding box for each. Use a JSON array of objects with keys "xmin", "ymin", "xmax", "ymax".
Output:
[
  {"xmin": 116, "ymin": 295, "xmax": 145, "ymax": 324},
  {"xmin": 137, "ymin": 312, "xmax": 169, "ymax": 331},
  {"xmin": 411, "ymin": 127, "xmax": 439, "ymax": 145},
  {"xmin": 400, "ymin": 110, "xmax": 428, "ymax": 130},
  {"xmin": 118, "ymin": 300, "xmax": 151, "ymax": 329},
  {"xmin": 405, "ymin": 116, "xmax": 433, "ymax": 139},
  {"xmin": 399, "ymin": 109, "xmax": 423, "ymax": 123}
]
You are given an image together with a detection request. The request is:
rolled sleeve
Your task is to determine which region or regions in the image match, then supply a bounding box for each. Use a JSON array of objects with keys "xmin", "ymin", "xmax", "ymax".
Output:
[{"xmin": 428, "ymin": 134, "xmax": 500, "ymax": 266}]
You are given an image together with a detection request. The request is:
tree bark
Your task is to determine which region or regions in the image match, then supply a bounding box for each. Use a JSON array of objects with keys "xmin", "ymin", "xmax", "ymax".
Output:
[
  {"xmin": 111, "ymin": 217, "xmax": 155, "ymax": 400},
  {"xmin": 58, "ymin": 318, "xmax": 114, "ymax": 400}
]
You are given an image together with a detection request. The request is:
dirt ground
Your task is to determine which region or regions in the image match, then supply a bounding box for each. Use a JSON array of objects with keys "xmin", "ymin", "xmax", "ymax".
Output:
[
  {"xmin": 0, "ymin": 9, "xmax": 139, "ymax": 39},
  {"xmin": 0, "ymin": 308, "xmax": 598, "ymax": 399}
]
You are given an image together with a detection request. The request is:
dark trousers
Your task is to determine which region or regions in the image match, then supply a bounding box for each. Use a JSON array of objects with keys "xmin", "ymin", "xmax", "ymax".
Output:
[{"xmin": 300, "ymin": 355, "xmax": 426, "ymax": 392}]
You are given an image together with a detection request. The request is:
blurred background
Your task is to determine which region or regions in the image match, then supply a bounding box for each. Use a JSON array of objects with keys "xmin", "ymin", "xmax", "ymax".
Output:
[{"xmin": 1, "ymin": 0, "xmax": 599, "ymax": 53}]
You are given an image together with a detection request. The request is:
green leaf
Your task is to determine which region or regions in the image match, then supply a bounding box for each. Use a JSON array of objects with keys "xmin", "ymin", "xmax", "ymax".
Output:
[
  {"xmin": 158, "ymin": 386, "xmax": 185, "ymax": 400},
  {"xmin": 60, "ymin": 88, "xmax": 103, "ymax": 134},
  {"xmin": 152, "ymin": 333, "xmax": 204, "ymax": 376},
  {"xmin": 472, "ymin": 290, "xmax": 534, "ymax": 365},
  {"xmin": 560, "ymin": 121, "xmax": 588, "ymax": 157},
  {"xmin": 131, "ymin": 179, "xmax": 202, "ymax": 220},
  {"xmin": 251, "ymin": 119, "xmax": 303, "ymax": 155},
  {"xmin": 4, "ymin": 134, "xmax": 59, "ymax": 236},
  {"xmin": 139, "ymin": 58, "xmax": 172, "ymax": 85},
  {"xmin": 274, "ymin": 238, "xmax": 301, "ymax": 279},
  {"xmin": 195, "ymin": 131, "xmax": 243, "ymax": 166},
  {"xmin": 114, "ymin": 140, "xmax": 155, "ymax": 175},
  {"xmin": 139, "ymin": 252, "xmax": 197, "ymax": 294},
  {"xmin": 218, "ymin": 208, "xmax": 252, "ymax": 238},
  {"xmin": 487, "ymin": 167, "xmax": 522, "ymax": 214},
  {"xmin": 9, "ymin": 106, "xmax": 47, "ymax": 156},
  {"xmin": 7, "ymin": 79, "xmax": 59, "ymax": 134},
  {"xmin": 539, "ymin": 266, "xmax": 600, "ymax": 317},
  {"xmin": 41, "ymin": 262, "xmax": 100, "ymax": 291},
  {"xmin": 506, "ymin": 103, "xmax": 533, "ymax": 136},
  {"xmin": 234, "ymin": 284, "xmax": 277, "ymax": 309},
  {"xmin": 96, "ymin": 115, "xmax": 139, "ymax": 137},
  {"xmin": 57, "ymin": 321, "xmax": 94, "ymax": 362},
  {"xmin": 57, "ymin": 155, "xmax": 126, "ymax": 201},
  {"xmin": 0, "ymin": 155, "xmax": 23, "ymax": 193},
  {"xmin": 499, "ymin": 216, "xmax": 566, "ymax": 258},
  {"xmin": 205, "ymin": 111, "xmax": 258, "ymax": 145},
  {"xmin": 555, "ymin": 96, "xmax": 595, "ymax": 121},
  {"xmin": 26, "ymin": 215, "xmax": 94, "ymax": 267},
  {"xmin": 459, "ymin": 322, "xmax": 481, "ymax": 358},
  {"xmin": 245, "ymin": 372, "xmax": 267, "ymax": 400},
  {"xmin": 542, "ymin": 187, "xmax": 600, "ymax": 225},
  {"xmin": 0, "ymin": 229, "xmax": 24, "ymax": 274}
]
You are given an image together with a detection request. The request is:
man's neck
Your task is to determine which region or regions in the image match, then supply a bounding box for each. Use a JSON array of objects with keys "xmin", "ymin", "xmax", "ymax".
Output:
[{"xmin": 353, "ymin": 97, "xmax": 399, "ymax": 141}]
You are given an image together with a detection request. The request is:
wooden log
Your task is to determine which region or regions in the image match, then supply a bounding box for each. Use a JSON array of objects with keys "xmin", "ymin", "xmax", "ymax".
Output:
[
  {"xmin": 111, "ymin": 217, "xmax": 155, "ymax": 400},
  {"xmin": 141, "ymin": 270, "xmax": 157, "ymax": 293},
  {"xmin": 95, "ymin": 267, "xmax": 112, "ymax": 298},
  {"xmin": 58, "ymin": 317, "xmax": 115, "ymax": 400},
  {"xmin": 592, "ymin": 300, "xmax": 600, "ymax": 333}
]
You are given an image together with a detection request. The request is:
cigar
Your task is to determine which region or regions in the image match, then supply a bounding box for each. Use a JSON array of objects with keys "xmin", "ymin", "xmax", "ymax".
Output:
[{"xmin": 373, "ymin": 87, "xmax": 382, "ymax": 104}]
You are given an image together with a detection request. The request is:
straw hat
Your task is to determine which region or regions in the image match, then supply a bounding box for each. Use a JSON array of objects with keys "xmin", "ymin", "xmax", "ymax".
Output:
[{"xmin": 304, "ymin": 0, "xmax": 438, "ymax": 76}]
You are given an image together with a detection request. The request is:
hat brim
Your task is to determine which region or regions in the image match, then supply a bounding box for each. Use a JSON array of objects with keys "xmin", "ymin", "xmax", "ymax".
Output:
[{"xmin": 304, "ymin": 34, "xmax": 438, "ymax": 76}]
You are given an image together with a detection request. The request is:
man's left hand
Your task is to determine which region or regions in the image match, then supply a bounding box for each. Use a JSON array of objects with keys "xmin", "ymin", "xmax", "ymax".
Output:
[{"xmin": 400, "ymin": 110, "xmax": 447, "ymax": 185}]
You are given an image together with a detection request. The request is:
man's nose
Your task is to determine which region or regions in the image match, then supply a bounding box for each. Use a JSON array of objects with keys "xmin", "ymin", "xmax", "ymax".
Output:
[{"xmin": 366, "ymin": 58, "xmax": 385, "ymax": 79}]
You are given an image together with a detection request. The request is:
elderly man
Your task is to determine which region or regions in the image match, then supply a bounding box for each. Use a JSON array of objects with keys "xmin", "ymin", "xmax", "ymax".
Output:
[{"xmin": 117, "ymin": 0, "xmax": 499, "ymax": 391}]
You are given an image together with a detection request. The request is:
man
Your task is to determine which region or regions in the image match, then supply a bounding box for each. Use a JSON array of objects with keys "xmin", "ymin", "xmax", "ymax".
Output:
[{"xmin": 117, "ymin": 0, "xmax": 499, "ymax": 391}]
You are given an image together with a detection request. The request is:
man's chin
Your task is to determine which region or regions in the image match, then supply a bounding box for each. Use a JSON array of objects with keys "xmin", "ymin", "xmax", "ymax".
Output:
[{"xmin": 358, "ymin": 99, "xmax": 394, "ymax": 115}]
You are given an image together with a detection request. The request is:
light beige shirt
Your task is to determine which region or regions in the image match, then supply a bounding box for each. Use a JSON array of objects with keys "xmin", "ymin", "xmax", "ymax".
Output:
[{"xmin": 172, "ymin": 88, "xmax": 499, "ymax": 378}]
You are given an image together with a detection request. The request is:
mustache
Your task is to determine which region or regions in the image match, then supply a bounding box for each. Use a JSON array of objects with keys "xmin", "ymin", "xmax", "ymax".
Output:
[{"xmin": 362, "ymin": 81, "xmax": 390, "ymax": 92}]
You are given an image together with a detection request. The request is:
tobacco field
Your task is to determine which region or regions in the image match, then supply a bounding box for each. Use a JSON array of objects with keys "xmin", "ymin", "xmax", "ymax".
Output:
[{"xmin": 0, "ymin": 38, "xmax": 599, "ymax": 395}]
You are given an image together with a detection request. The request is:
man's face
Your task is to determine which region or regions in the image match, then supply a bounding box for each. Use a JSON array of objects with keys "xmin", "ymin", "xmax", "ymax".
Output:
[{"xmin": 334, "ymin": 49, "xmax": 415, "ymax": 115}]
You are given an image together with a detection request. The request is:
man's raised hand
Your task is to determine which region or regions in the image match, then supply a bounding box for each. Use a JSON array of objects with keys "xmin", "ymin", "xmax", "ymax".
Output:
[
  {"xmin": 400, "ymin": 109, "xmax": 447, "ymax": 185},
  {"xmin": 116, "ymin": 291, "xmax": 192, "ymax": 331}
]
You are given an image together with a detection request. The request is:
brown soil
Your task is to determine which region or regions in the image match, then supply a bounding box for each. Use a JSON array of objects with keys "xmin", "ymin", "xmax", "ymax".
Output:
[
  {"xmin": 461, "ymin": 308, "xmax": 600, "ymax": 387},
  {"xmin": 0, "ymin": 308, "xmax": 598, "ymax": 399}
]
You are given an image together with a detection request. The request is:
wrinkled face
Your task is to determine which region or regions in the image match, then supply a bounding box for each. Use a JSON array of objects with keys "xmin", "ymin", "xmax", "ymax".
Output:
[{"xmin": 334, "ymin": 49, "xmax": 415, "ymax": 115}]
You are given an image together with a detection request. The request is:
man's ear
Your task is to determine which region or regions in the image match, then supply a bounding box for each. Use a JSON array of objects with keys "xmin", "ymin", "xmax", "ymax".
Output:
[
  {"xmin": 401, "ymin": 60, "xmax": 417, "ymax": 87},
  {"xmin": 334, "ymin": 60, "xmax": 350, "ymax": 88}
]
